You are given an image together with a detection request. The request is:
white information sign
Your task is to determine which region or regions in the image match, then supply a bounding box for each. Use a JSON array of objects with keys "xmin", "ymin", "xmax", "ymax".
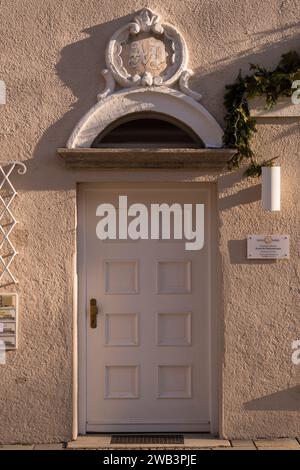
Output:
[{"xmin": 247, "ymin": 235, "xmax": 290, "ymax": 259}]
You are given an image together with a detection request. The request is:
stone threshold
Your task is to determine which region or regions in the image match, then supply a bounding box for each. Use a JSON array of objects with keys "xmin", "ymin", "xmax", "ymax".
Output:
[{"xmin": 1, "ymin": 437, "xmax": 299, "ymax": 450}]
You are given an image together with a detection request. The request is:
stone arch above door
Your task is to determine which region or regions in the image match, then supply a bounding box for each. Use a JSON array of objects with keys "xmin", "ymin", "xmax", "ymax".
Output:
[
  {"xmin": 66, "ymin": 8, "xmax": 224, "ymax": 150},
  {"xmin": 67, "ymin": 86, "xmax": 223, "ymax": 149},
  {"xmin": 59, "ymin": 8, "xmax": 234, "ymax": 169}
]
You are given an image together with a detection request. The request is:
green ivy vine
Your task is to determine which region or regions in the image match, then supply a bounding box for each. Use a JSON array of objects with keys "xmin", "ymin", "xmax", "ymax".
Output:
[{"xmin": 223, "ymin": 51, "xmax": 300, "ymax": 176}]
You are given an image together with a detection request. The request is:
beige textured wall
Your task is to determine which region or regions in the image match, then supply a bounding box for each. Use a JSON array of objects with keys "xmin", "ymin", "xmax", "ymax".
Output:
[{"xmin": 0, "ymin": 0, "xmax": 299, "ymax": 442}]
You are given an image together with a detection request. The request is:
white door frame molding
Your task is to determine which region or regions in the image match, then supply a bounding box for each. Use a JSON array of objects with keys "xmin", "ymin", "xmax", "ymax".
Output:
[
  {"xmin": 68, "ymin": 8, "xmax": 223, "ymax": 439},
  {"xmin": 76, "ymin": 176, "xmax": 219, "ymax": 436}
]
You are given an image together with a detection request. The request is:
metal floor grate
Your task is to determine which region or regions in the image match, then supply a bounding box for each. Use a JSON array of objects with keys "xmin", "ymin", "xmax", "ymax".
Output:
[{"xmin": 111, "ymin": 434, "xmax": 184, "ymax": 445}]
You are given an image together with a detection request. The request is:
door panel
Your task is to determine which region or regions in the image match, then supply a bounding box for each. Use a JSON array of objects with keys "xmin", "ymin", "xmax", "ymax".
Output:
[{"xmin": 82, "ymin": 183, "xmax": 213, "ymax": 432}]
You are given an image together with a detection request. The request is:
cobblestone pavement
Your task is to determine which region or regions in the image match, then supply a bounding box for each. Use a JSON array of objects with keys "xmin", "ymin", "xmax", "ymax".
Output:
[{"xmin": 0, "ymin": 436, "xmax": 300, "ymax": 450}]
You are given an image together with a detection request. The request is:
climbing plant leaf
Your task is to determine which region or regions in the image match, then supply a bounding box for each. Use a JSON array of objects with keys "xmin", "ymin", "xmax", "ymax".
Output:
[{"xmin": 223, "ymin": 51, "xmax": 300, "ymax": 176}]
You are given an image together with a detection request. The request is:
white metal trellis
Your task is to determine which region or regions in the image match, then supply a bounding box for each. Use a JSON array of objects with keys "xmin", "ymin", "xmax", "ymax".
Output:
[{"xmin": 0, "ymin": 162, "xmax": 27, "ymax": 284}]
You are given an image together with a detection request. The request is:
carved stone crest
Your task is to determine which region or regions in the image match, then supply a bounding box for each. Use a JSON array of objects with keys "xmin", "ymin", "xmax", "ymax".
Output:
[
  {"xmin": 98, "ymin": 8, "xmax": 202, "ymax": 101},
  {"xmin": 124, "ymin": 36, "xmax": 169, "ymax": 81}
]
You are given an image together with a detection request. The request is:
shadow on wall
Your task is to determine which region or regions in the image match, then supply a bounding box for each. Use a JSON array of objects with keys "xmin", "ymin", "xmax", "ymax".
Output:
[
  {"xmin": 218, "ymin": 184, "xmax": 261, "ymax": 211},
  {"xmin": 54, "ymin": 14, "xmax": 133, "ymax": 144},
  {"xmin": 244, "ymin": 385, "xmax": 300, "ymax": 411},
  {"xmin": 14, "ymin": 14, "xmax": 134, "ymax": 192},
  {"xmin": 200, "ymin": 21, "xmax": 300, "ymax": 74},
  {"xmin": 192, "ymin": 22, "xmax": 300, "ymax": 122},
  {"xmin": 12, "ymin": 12, "xmax": 300, "ymax": 192},
  {"xmin": 227, "ymin": 239, "xmax": 277, "ymax": 265}
]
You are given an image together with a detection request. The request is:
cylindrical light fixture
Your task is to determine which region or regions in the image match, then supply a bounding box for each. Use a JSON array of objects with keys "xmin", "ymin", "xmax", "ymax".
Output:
[
  {"xmin": 261, "ymin": 166, "xmax": 281, "ymax": 211},
  {"xmin": 0, "ymin": 80, "xmax": 6, "ymax": 105}
]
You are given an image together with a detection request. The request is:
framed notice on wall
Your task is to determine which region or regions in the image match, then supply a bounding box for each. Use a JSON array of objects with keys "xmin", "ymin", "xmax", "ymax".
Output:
[{"xmin": 247, "ymin": 235, "xmax": 290, "ymax": 259}]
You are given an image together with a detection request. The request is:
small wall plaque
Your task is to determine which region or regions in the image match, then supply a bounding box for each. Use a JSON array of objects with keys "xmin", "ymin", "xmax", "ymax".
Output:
[{"xmin": 247, "ymin": 235, "xmax": 290, "ymax": 259}]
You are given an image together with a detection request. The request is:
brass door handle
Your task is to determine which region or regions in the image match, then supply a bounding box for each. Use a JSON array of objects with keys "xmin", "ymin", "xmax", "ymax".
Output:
[{"xmin": 90, "ymin": 298, "xmax": 98, "ymax": 329}]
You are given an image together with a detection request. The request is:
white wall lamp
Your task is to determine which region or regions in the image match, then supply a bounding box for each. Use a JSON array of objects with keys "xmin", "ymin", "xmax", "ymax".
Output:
[
  {"xmin": 261, "ymin": 165, "xmax": 281, "ymax": 211},
  {"xmin": 0, "ymin": 80, "xmax": 6, "ymax": 105}
]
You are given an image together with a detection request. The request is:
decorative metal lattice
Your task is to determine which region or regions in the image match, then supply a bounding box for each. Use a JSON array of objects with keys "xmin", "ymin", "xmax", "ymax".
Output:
[{"xmin": 0, "ymin": 162, "xmax": 27, "ymax": 284}]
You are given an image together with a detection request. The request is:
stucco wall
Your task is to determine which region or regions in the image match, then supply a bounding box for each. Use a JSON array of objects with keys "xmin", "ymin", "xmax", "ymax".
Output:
[{"xmin": 0, "ymin": 0, "xmax": 299, "ymax": 442}]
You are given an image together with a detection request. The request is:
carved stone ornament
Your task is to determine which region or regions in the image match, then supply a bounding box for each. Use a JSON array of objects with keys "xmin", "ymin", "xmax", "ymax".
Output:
[{"xmin": 98, "ymin": 8, "xmax": 202, "ymax": 101}]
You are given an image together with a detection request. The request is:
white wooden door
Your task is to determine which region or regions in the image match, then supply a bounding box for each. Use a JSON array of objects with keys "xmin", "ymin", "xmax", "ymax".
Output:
[{"xmin": 81, "ymin": 183, "xmax": 213, "ymax": 432}]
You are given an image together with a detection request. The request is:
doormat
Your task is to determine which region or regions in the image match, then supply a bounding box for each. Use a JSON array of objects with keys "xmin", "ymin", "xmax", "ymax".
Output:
[{"xmin": 110, "ymin": 434, "xmax": 184, "ymax": 445}]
